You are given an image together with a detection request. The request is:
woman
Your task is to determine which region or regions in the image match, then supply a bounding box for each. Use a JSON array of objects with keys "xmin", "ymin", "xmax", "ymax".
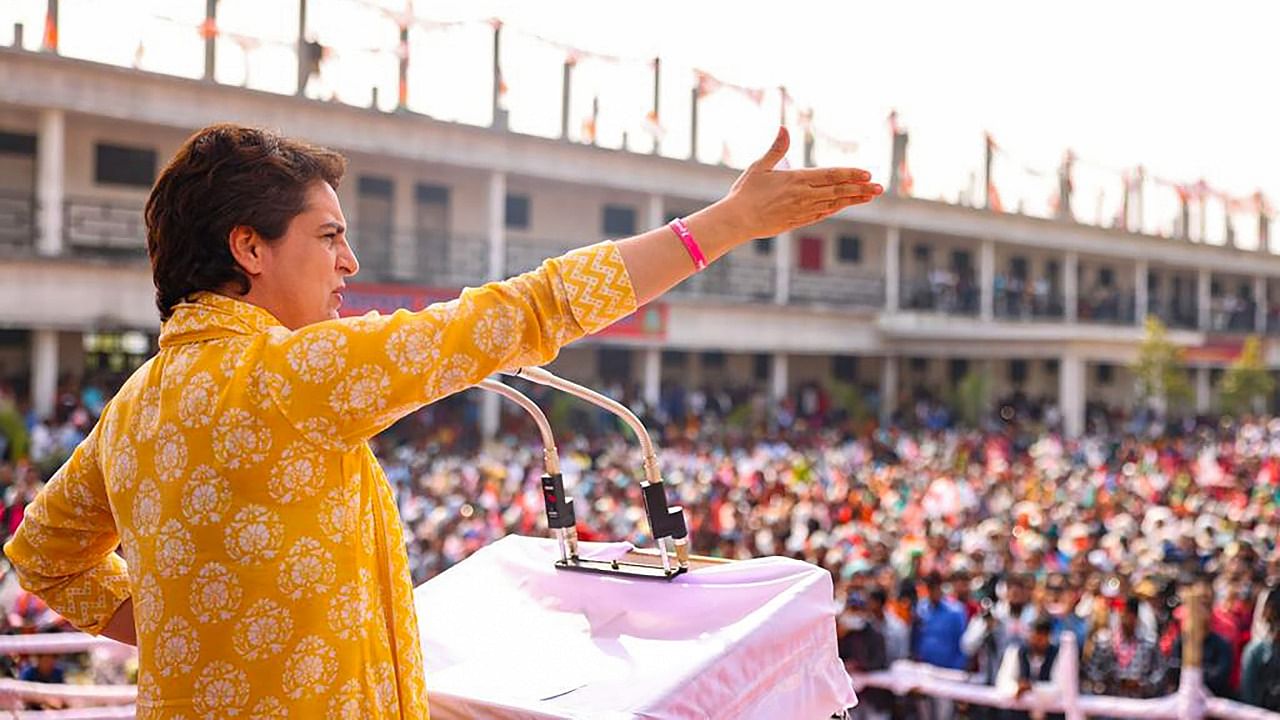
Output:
[{"xmin": 4, "ymin": 122, "xmax": 881, "ymax": 718}]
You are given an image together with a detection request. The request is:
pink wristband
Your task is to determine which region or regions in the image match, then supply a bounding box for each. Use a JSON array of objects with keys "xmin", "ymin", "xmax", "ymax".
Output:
[{"xmin": 668, "ymin": 217, "xmax": 708, "ymax": 271}]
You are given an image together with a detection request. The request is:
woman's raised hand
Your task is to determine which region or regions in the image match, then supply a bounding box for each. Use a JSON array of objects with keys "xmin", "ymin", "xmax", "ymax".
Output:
[{"xmin": 720, "ymin": 127, "xmax": 883, "ymax": 240}]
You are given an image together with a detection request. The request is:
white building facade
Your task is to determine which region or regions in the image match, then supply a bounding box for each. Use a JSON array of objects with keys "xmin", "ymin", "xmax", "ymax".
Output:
[{"xmin": 3, "ymin": 46, "xmax": 1280, "ymax": 438}]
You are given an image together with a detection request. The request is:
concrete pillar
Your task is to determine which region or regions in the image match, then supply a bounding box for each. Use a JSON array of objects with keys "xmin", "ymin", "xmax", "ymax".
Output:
[
  {"xmin": 480, "ymin": 392, "xmax": 500, "ymax": 440},
  {"xmin": 979, "ymin": 238, "xmax": 995, "ymax": 321},
  {"xmin": 1195, "ymin": 366, "xmax": 1211, "ymax": 414},
  {"xmin": 643, "ymin": 346, "xmax": 661, "ymax": 409},
  {"xmin": 1135, "ymin": 260, "xmax": 1149, "ymax": 325},
  {"xmin": 487, "ymin": 171, "xmax": 506, "ymax": 281},
  {"xmin": 1255, "ymin": 276, "xmax": 1267, "ymax": 334},
  {"xmin": 1059, "ymin": 353, "xmax": 1085, "ymax": 437},
  {"xmin": 392, "ymin": 175, "xmax": 415, "ymax": 281},
  {"xmin": 774, "ymin": 231, "xmax": 792, "ymax": 305},
  {"xmin": 31, "ymin": 329, "xmax": 58, "ymax": 421},
  {"xmin": 885, "ymin": 226, "xmax": 901, "ymax": 312},
  {"xmin": 1197, "ymin": 268, "xmax": 1211, "ymax": 331},
  {"xmin": 879, "ymin": 355, "xmax": 898, "ymax": 425},
  {"xmin": 645, "ymin": 193, "xmax": 664, "ymax": 231},
  {"xmin": 770, "ymin": 352, "xmax": 788, "ymax": 402},
  {"xmin": 36, "ymin": 109, "xmax": 65, "ymax": 256},
  {"xmin": 1064, "ymin": 251, "xmax": 1079, "ymax": 323}
]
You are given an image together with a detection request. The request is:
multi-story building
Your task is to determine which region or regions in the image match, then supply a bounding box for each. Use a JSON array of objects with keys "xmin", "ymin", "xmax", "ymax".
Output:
[{"xmin": 3, "ymin": 42, "xmax": 1279, "ymax": 438}]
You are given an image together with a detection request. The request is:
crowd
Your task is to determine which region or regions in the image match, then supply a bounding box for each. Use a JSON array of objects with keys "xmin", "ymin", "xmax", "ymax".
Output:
[{"xmin": 1, "ymin": 372, "xmax": 1279, "ymax": 714}]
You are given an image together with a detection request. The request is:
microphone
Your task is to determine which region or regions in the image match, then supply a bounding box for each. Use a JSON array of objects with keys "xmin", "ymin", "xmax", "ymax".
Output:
[
  {"xmin": 505, "ymin": 366, "xmax": 690, "ymax": 579},
  {"xmin": 475, "ymin": 378, "xmax": 579, "ymax": 565}
]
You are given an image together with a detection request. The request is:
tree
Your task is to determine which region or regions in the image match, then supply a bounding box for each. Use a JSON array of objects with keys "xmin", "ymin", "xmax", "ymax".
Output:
[
  {"xmin": 947, "ymin": 371, "xmax": 990, "ymax": 428},
  {"xmin": 1218, "ymin": 336, "xmax": 1274, "ymax": 416},
  {"xmin": 1132, "ymin": 316, "xmax": 1191, "ymax": 415}
]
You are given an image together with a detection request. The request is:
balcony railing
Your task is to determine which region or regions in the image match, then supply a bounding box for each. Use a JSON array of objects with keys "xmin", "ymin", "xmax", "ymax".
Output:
[
  {"xmin": 1148, "ymin": 299, "xmax": 1198, "ymax": 330},
  {"xmin": 788, "ymin": 270, "xmax": 885, "ymax": 308},
  {"xmin": 901, "ymin": 276, "xmax": 980, "ymax": 315},
  {"xmin": 505, "ymin": 238, "xmax": 582, "ymax": 277},
  {"xmin": 1207, "ymin": 299, "xmax": 1258, "ymax": 333},
  {"xmin": 1077, "ymin": 289, "xmax": 1136, "ymax": 326},
  {"xmin": 671, "ymin": 256, "xmax": 776, "ymax": 303},
  {"xmin": 0, "ymin": 190, "xmax": 36, "ymax": 251},
  {"xmin": 64, "ymin": 196, "xmax": 148, "ymax": 257},
  {"xmin": 993, "ymin": 286, "xmax": 1066, "ymax": 320},
  {"xmin": 352, "ymin": 231, "xmax": 488, "ymax": 288}
]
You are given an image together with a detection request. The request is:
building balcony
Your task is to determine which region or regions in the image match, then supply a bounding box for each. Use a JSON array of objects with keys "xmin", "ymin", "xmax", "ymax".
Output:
[
  {"xmin": 352, "ymin": 231, "xmax": 489, "ymax": 288},
  {"xmin": 788, "ymin": 270, "xmax": 884, "ymax": 309},
  {"xmin": 669, "ymin": 256, "xmax": 776, "ymax": 303},
  {"xmin": 0, "ymin": 190, "xmax": 36, "ymax": 252}
]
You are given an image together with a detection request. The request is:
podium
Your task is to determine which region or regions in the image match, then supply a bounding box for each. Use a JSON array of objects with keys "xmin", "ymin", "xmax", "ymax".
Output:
[{"xmin": 416, "ymin": 535, "xmax": 857, "ymax": 719}]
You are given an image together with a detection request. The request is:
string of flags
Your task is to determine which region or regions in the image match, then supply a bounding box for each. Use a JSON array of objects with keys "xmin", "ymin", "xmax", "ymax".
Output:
[{"xmin": 126, "ymin": 4, "xmax": 1272, "ymax": 232}]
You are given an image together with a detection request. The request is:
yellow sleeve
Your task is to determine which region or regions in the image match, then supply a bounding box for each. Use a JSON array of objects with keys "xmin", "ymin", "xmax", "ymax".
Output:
[
  {"xmin": 261, "ymin": 241, "xmax": 638, "ymax": 446},
  {"xmin": 2, "ymin": 418, "xmax": 131, "ymax": 635}
]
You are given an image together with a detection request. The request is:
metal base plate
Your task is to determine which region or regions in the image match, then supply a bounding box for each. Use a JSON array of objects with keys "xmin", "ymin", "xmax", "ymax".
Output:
[{"xmin": 554, "ymin": 555, "xmax": 687, "ymax": 581}]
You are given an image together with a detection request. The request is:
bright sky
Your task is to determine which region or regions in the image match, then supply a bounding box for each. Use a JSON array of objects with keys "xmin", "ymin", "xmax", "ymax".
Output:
[{"xmin": 3, "ymin": 0, "xmax": 1277, "ymax": 246}]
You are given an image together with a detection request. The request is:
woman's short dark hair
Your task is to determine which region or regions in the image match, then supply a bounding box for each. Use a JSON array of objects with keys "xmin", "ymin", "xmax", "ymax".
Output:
[{"xmin": 145, "ymin": 123, "xmax": 346, "ymax": 320}]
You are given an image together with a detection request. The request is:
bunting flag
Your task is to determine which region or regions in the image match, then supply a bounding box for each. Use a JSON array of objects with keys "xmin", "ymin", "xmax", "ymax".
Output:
[
  {"xmin": 693, "ymin": 68, "xmax": 763, "ymax": 105},
  {"xmin": 898, "ymin": 156, "xmax": 914, "ymax": 196},
  {"xmin": 580, "ymin": 116, "xmax": 596, "ymax": 144},
  {"xmin": 642, "ymin": 110, "xmax": 665, "ymax": 140},
  {"xmin": 988, "ymin": 181, "xmax": 1005, "ymax": 213},
  {"xmin": 42, "ymin": 11, "xmax": 57, "ymax": 50},
  {"xmin": 198, "ymin": 17, "xmax": 218, "ymax": 40}
]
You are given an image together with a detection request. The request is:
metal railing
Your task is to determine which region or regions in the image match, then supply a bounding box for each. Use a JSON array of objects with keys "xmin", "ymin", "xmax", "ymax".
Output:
[
  {"xmin": 505, "ymin": 237, "xmax": 584, "ymax": 276},
  {"xmin": 0, "ymin": 190, "xmax": 36, "ymax": 251},
  {"xmin": 1078, "ymin": 290, "xmax": 1136, "ymax": 325},
  {"xmin": 1149, "ymin": 299, "xmax": 1200, "ymax": 330},
  {"xmin": 789, "ymin": 270, "xmax": 885, "ymax": 308},
  {"xmin": 352, "ymin": 231, "xmax": 489, "ymax": 288},
  {"xmin": 901, "ymin": 276, "xmax": 981, "ymax": 315},
  {"xmin": 994, "ymin": 289, "xmax": 1067, "ymax": 320},
  {"xmin": 671, "ymin": 256, "xmax": 777, "ymax": 302},
  {"xmin": 64, "ymin": 196, "xmax": 148, "ymax": 257}
]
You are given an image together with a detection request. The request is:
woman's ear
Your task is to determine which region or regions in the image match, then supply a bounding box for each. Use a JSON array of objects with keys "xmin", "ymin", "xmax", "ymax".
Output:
[{"xmin": 227, "ymin": 225, "xmax": 265, "ymax": 277}]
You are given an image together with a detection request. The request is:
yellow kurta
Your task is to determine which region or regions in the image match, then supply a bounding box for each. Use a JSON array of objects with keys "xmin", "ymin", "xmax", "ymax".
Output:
[{"xmin": 3, "ymin": 241, "xmax": 637, "ymax": 718}]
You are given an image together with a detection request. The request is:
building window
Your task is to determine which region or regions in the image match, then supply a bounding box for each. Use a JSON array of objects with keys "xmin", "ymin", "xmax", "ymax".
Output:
[
  {"xmin": 700, "ymin": 351, "xmax": 725, "ymax": 369},
  {"xmin": 1044, "ymin": 359, "xmax": 1059, "ymax": 375},
  {"xmin": 94, "ymin": 143, "xmax": 156, "ymax": 188},
  {"xmin": 754, "ymin": 236, "xmax": 774, "ymax": 255},
  {"xmin": 952, "ymin": 250, "xmax": 972, "ymax": 272},
  {"xmin": 603, "ymin": 205, "xmax": 636, "ymax": 236},
  {"xmin": 1010, "ymin": 257, "xmax": 1028, "ymax": 280},
  {"xmin": 913, "ymin": 245, "xmax": 931, "ymax": 261},
  {"xmin": 597, "ymin": 347, "xmax": 632, "ymax": 382},
  {"xmin": 1098, "ymin": 267, "xmax": 1114, "ymax": 287},
  {"xmin": 416, "ymin": 183, "xmax": 448, "ymax": 204},
  {"xmin": 0, "ymin": 131, "xmax": 36, "ymax": 155},
  {"xmin": 949, "ymin": 359, "xmax": 970, "ymax": 383},
  {"xmin": 837, "ymin": 234, "xmax": 862, "ymax": 263},
  {"xmin": 1010, "ymin": 359, "xmax": 1028, "ymax": 384},
  {"xmin": 662, "ymin": 350, "xmax": 688, "ymax": 368},
  {"xmin": 833, "ymin": 355, "xmax": 858, "ymax": 382},
  {"xmin": 909, "ymin": 357, "xmax": 927, "ymax": 373},
  {"xmin": 505, "ymin": 194, "xmax": 530, "ymax": 230},
  {"xmin": 753, "ymin": 353, "xmax": 770, "ymax": 381},
  {"xmin": 358, "ymin": 175, "xmax": 394, "ymax": 198},
  {"xmin": 1096, "ymin": 363, "xmax": 1113, "ymax": 385}
]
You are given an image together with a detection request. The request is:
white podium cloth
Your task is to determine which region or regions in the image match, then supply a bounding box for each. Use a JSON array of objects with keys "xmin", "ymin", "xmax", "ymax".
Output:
[{"xmin": 415, "ymin": 535, "xmax": 856, "ymax": 719}]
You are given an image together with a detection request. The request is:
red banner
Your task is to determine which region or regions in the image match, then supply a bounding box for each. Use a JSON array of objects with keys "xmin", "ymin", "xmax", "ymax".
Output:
[
  {"xmin": 1182, "ymin": 338, "xmax": 1245, "ymax": 364},
  {"xmin": 340, "ymin": 283, "xmax": 667, "ymax": 340}
]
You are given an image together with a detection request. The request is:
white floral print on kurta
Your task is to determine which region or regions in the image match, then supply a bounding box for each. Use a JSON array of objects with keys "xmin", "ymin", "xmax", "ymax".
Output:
[{"xmin": 2, "ymin": 241, "xmax": 638, "ymax": 718}]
